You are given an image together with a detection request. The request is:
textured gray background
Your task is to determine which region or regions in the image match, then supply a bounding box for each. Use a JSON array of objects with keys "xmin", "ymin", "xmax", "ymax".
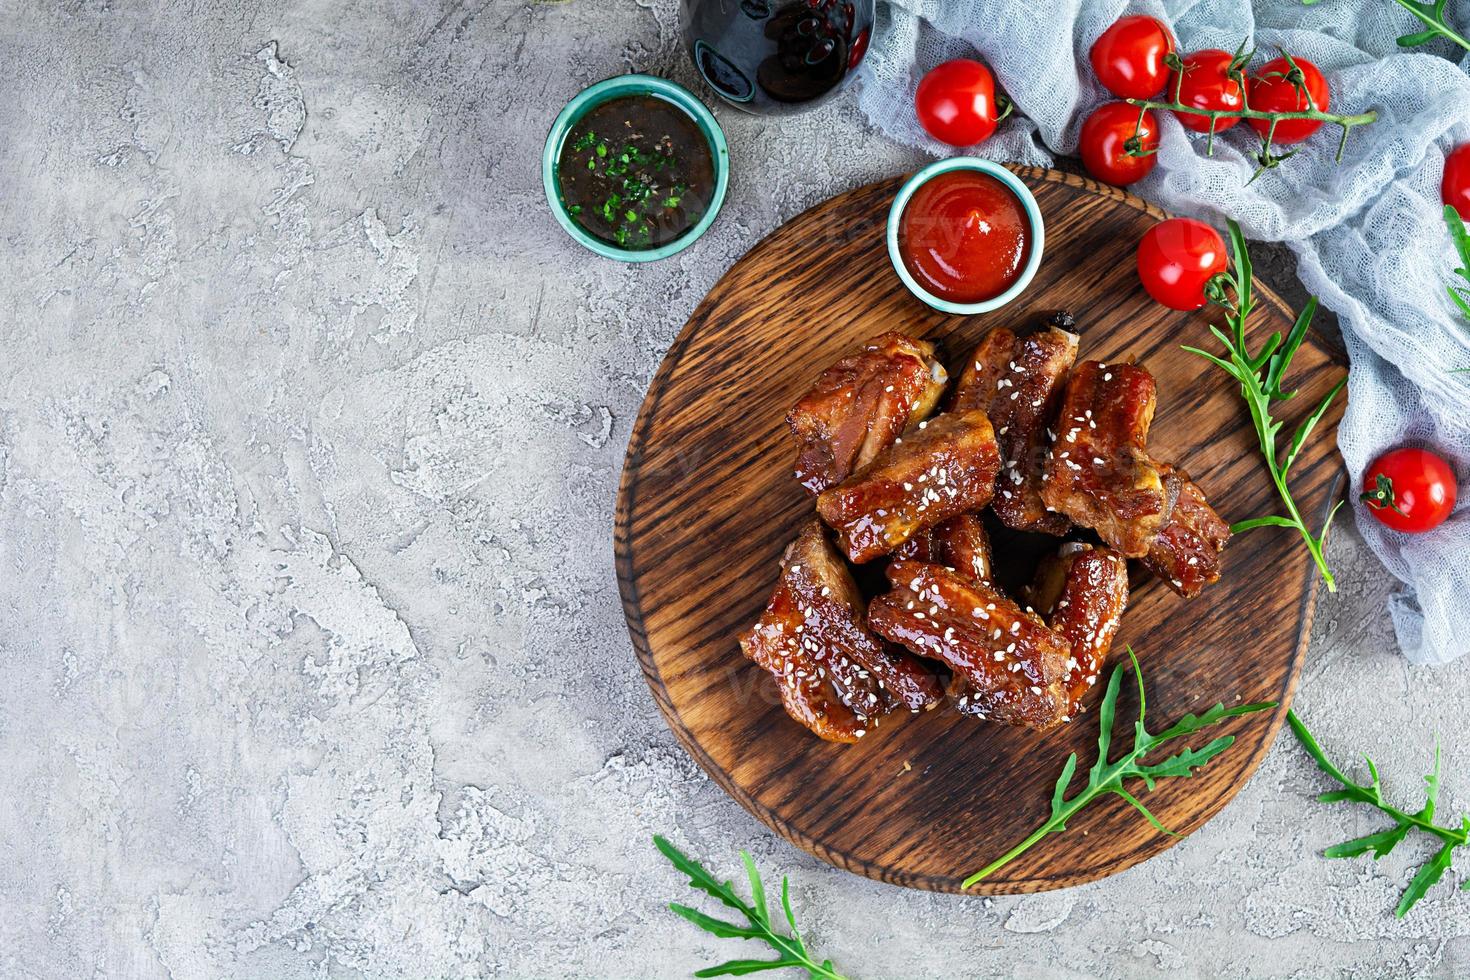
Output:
[{"xmin": 3, "ymin": 1, "xmax": 1469, "ymax": 977}]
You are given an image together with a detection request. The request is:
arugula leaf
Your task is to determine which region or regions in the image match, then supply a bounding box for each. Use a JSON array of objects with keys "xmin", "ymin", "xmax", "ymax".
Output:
[
  {"xmin": 1445, "ymin": 206, "xmax": 1470, "ymax": 329},
  {"xmin": 658, "ymin": 835, "xmax": 755, "ymax": 917},
  {"xmin": 696, "ymin": 960, "xmax": 807, "ymax": 977},
  {"xmin": 1135, "ymin": 736, "xmax": 1236, "ymax": 784},
  {"xmin": 741, "ymin": 852, "xmax": 769, "ymax": 925},
  {"xmin": 1421, "ymin": 745, "xmax": 1442, "ymax": 822},
  {"xmin": 963, "ymin": 649, "xmax": 1274, "ymax": 887},
  {"xmin": 671, "ymin": 904, "xmax": 763, "ymax": 940},
  {"xmin": 1091, "ymin": 662, "xmax": 1123, "ymax": 784},
  {"xmin": 1050, "ymin": 752, "xmax": 1078, "ymax": 823},
  {"xmin": 1387, "ymin": 0, "xmax": 1470, "ymax": 53},
  {"xmin": 1288, "ymin": 710, "xmax": 1470, "ymax": 917},
  {"xmin": 1312, "ymin": 0, "xmax": 1470, "ymax": 51},
  {"xmin": 1323, "ymin": 824, "xmax": 1413, "ymax": 859},
  {"xmin": 780, "ymin": 877, "xmax": 802, "ymax": 942},
  {"xmin": 656, "ymin": 837, "xmax": 850, "ymax": 980},
  {"xmin": 1186, "ymin": 219, "xmax": 1348, "ymax": 592},
  {"xmin": 1398, "ymin": 842, "xmax": 1458, "ymax": 917}
]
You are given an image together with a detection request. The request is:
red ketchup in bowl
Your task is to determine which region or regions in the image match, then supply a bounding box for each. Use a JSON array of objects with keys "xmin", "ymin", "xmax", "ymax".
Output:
[{"xmin": 897, "ymin": 170, "xmax": 1032, "ymax": 304}]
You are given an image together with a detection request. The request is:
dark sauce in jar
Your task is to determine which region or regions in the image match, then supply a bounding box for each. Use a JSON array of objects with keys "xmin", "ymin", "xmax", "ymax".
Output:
[
  {"xmin": 556, "ymin": 95, "xmax": 715, "ymax": 250},
  {"xmin": 681, "ymin": 0, "xmax": 873, "ymax": 115}
]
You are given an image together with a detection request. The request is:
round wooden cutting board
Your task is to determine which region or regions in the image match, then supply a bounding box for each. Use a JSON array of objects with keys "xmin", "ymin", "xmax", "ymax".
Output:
[{"xmin": 615, "ymin": 168, "xmax": 1346, "ymax": 894}]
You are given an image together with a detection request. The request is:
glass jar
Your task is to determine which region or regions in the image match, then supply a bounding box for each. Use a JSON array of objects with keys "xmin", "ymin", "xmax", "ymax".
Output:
[{"xmin": 680, "ymin": 0, "xmax": 875, "ymax": 115}]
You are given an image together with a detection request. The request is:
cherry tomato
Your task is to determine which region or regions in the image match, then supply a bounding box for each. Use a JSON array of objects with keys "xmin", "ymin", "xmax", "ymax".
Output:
[
  {"xmin": 1444, "ymin": 143, "xmax": 1470, "ymax": 221},
  {"xmin": 1169, "ymin": 49, "xmax": 1245, "ymax": 133},
  {"xmin": 1247, "ymin": 56, "xmax": 1329, "ymax": 144},
  {"xmin": 848, "ymin": 26, "xmax": 870, "ymax": 70},
  {"xmin": 915, "ymin": 59, "xmax": 1001, "ymax": 147},
  {"xmin": 1360, "ymin": 447, "xmax": 1457, "ymax": 534},
  {"xmin": 1136, "ymin": 218, "xmax": 1228, "ymax": 311},
  {"xmin": 1089, "ymin": 15, "xmax": 1176, "ymax": 100},
  {"xmin": 1080, "ymin": 102, "xmax": 1159, "ymax": 186}
]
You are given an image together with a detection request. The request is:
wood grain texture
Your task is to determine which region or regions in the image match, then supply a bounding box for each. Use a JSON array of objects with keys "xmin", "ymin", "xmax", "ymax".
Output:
[{"xmin": 615, "ymin": 168, "xmax": 1346, "ymax": 894}]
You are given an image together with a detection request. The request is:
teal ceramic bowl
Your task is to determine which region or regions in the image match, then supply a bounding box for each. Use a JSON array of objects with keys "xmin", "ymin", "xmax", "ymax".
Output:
[
  {"xmin": 886, "ymin": 157, "xmax": 1045, "ymax": 315},
  {"xmin": 543, "ymin": 74, "xmax": 730, "ymax": 262}
]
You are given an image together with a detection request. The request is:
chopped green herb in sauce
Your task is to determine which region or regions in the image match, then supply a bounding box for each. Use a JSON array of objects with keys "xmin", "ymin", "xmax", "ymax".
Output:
[{"xmin": 556, "ymin": 94, "xmax": 714, "ymax": 250}]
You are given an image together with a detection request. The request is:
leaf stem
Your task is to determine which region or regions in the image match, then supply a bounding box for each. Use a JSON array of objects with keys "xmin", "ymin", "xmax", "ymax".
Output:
[
  {"xmin": 1268, "ymin": 439, "xmax": 1338, "ymax": 592},
  {"xmin": 1378, "ymin": 802, "xmax": 1467, "ymax": 847},
  {"xmin": 1126, "ymin": 95, "xmax": 1376, "ymax": 165},
  {"xmin": 962, "ymin": 815, "xmax": 1067, "ymax": 887},
  {"xmin": 963, "ymin": 775, "xmax": 1107, "ymax": 888}
]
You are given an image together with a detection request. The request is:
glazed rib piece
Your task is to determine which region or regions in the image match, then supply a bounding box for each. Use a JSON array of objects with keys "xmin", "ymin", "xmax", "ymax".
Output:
[
  {"xmin": 893, "ymin": 514, "xmax": 1000, "ymax": 712},
  {"xmin": 948, "ymin": 327, "xmax": 1018, "ymax": 413},
  {"xmin": 788, "ymin": 332, "xmax": 948, "ymax": 495},
  {"xmin": 892, "ymin": 512, "xmax": 994, "ymax": 586},
  {"xmin": 817, "ymin": 409, "xmax": 1002, "ymax": 563},
  {"xmin": 869, "ymin": 561, "xmax": 1072, "ymax": 731},
  {"xmin": 1026, "ymin": 543, "xmax": 1129, "ymax": 713},
  {"xmin": 738, "ymin": 522, "xmax": 943, "ymax": 742},
  {"xmin": 1040, "ymin": 361, "xmax": 1168, "ymax": 557},
  {"xmin": 1141, "ymin": 462, "xmax": 1231, "ymax": 597},
  {"xmin": 950, "ymin": 316, "xmax": 1080, "ymax": 535}
]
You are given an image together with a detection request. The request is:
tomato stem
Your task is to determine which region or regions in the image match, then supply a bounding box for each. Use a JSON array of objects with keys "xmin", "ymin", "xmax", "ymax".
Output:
[
  {"xmin": 1360, "ymin": 473, "xmax": 1408, "ymax": 517},
  {"xmin": 1124, "ymin": 98, "xmax": 1377, "ymax": 165},
  {"xmin": 995, "ymin": 91, "xmax": 1015, "ymax": 124},
  {"xmin": 1125, "ymin": 98, "xmax": 1377, "ymax": 129}
]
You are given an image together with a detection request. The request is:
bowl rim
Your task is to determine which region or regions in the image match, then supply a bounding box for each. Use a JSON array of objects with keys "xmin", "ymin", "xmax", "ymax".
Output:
[
  {"xmin": 542, "ymin": 73, "xmax": 730, "ymax": 263},
  {"xmin": 885, "ymin": 157, "xmax": 1046, "ymax": 314}
]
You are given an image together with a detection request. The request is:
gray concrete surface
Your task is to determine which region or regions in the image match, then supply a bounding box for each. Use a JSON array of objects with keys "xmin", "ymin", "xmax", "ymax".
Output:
[{"xmin": 2, "ymin": 1, "xmax": 1468, "ymax": 977}]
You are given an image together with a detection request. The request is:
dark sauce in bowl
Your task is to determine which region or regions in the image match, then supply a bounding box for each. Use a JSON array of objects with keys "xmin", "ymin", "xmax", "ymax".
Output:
[{"xmin": 556, "ymin": 94, "xmax": 715, "ymax": 251}]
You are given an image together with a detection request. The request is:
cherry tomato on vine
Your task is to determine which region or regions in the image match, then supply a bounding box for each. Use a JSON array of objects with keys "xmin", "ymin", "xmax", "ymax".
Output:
[
  {"xmin": 1246, "ymin": 56, "xmax": 1330, "ymax": 144},
  {"xmin": 1169, "ymin": 49, "xmax": 1245, "ymax": 133},
  {"xmin": 1136, "ymin": 218, "xmax": 1228, "ymax": 311},
  {"xmin": 1360, "ymin": 447, "xmax": 1457, "ymax": 534},
  {"xmin": 1089, "ymin": 15, "xmax": 1176, "ymax": 100},
  {"xmin": 1080, "ymin": 102, "xmax": 1160, "ymax": 186},
  {"xmin": 915, "ymin": 59, "xmax": 1002, "ymax": 147},
  {"xmin": 1444, "ymin": 143, "xmax": 1470, "ymax": 221}
]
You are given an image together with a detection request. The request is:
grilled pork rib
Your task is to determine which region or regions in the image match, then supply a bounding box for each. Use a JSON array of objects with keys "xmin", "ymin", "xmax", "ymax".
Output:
[
  {"xmin": 894, "ymin": 514, "xmax": 1004, "ymax": 714},
  {"xmin": 950, "ymin": 317, "xmax": 1079, "ymax": 535},
  {"xmin": 788, "ymin": 332, "xmax": 948, "ymax": 496},
  {"xmin": 869, "ymin": 561, "xmax": 1072, "ymax": 731},
  {"xmin": 817, "ymin": 409, "xmax": 1002, "ymax": 564},
  {"xmin": 1141, "ymin": 462, "xmax": 1231, "ymax": 596},
  {"xmin": 1040, "ymin": 361, "xmax": 1168, "ymax": 558},
  {"xmin": 892, "ymin": 512, "xmax": 995, "ymax": 586},
  {"xmin": 1040, "ymin": 362, "xmax": 1230, "ymax": 592},
  {"xmin": 738, "ymin": 522, "xmax": 942, "ymax": 742},
  {"xmin": 1026, "ymin": 543, "xmax": 1130, "ymax": 713}
]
